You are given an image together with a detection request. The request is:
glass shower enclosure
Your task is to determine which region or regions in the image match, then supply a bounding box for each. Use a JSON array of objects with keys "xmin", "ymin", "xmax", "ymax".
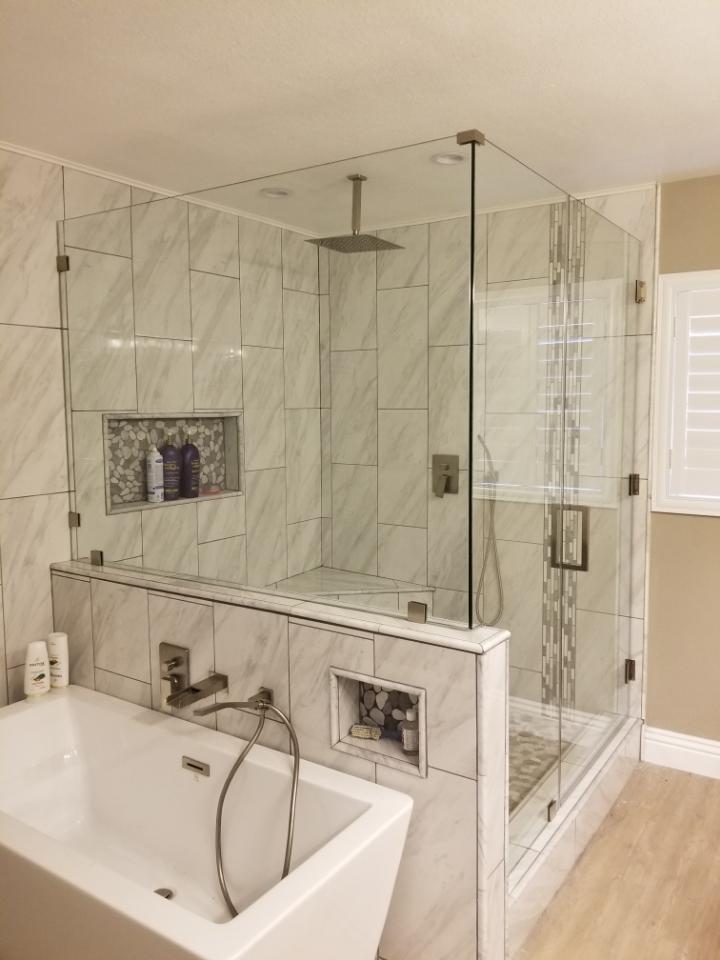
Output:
[{"xmin": 57, "ymin": 129, "xmax": 645, "ymax": 854}]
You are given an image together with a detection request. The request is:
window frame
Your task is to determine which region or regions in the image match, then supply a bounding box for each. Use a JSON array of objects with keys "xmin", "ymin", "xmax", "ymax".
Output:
[{"xmin": 653, "ymin": 269, "xmax": 720, "ymax": 517}]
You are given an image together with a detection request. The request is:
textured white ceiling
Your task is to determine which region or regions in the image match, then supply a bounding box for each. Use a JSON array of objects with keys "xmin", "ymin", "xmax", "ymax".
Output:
[{"xmin": 1, "ymin": 0, "xmax": 718, "ymax": 197}]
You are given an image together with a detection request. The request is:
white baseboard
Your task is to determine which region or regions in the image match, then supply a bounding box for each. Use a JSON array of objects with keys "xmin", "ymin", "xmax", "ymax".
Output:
[{"xmin": 642, "ymin": 726, "xmax": 720, "ymax": 779}]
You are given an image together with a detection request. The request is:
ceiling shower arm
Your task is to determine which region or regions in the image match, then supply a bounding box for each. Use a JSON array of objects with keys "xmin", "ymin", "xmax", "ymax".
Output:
[{"xmin": 349, "ymin": 174, "xmax": 366, "ymax": 236}]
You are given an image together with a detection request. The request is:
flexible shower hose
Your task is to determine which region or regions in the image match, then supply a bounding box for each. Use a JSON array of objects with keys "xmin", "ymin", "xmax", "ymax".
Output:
[{"xmin": 196, "ymin": 699, "xmax": 301, "ymax": 918}]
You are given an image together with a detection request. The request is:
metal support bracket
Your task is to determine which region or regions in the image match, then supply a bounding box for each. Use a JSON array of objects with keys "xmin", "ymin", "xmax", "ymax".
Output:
[
  {"xmin": 456, "ymin": 128, "xmax": 485, "ymax": 146},
  {"xmin": 56, "ymin": 254, "xmax": 70, "ymax": 273}
]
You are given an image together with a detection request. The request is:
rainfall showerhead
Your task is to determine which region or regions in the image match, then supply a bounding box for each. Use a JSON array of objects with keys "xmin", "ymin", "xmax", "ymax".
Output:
[{"xmin": 306, "ymin": 174, "xmax": 404, "ymax": 254}]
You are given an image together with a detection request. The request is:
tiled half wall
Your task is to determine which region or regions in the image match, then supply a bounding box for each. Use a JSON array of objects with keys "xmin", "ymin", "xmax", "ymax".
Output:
[{"xmin": 48, "ymin": 567, "xmax": 508, "ymax": 960}]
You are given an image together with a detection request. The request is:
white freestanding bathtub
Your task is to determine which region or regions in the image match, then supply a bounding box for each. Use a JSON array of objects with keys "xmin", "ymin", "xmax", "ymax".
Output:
[{"xmin": 0, "ymin": 686, "xmax": 412, "ymax": 960}]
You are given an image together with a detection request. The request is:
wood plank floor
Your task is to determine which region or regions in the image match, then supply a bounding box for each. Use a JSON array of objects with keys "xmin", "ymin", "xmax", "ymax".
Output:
[{"xmin": 519, "ymin": 764, "xmax": 720, "ymax": 960}]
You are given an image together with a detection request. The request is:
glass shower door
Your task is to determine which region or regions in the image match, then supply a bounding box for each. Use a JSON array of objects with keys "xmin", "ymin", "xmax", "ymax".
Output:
[{"xmin": 557, "ymin": 203, "xmax": 641, "ymax": 799}]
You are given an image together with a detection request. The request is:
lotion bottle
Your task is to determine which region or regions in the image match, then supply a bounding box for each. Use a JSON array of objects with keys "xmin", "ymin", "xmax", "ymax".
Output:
[
  {"xmin": 24, "ymin": 640, "xmax": 50, "ymax": 697},
  {"xmin": 162, "ymin": 439, "xmax": 180, "ymax": 501},
  {"xmin": 47, "ymin": 632, "xmax": 69, "ymax": 688},
  {"xmin": 401, "ymin": 707, "xmax": 419, "ymax": 754},
  {"xmin": 179, "ymin": 436, "xmax": 200, "ymax": 498}
]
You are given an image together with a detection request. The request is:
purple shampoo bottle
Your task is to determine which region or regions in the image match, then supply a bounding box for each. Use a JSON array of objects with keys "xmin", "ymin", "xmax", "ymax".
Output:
[
  {"xmin": 180, "ymin": 437, "xmax": 200, "ymax": 498},
  {"xmin": 161, "ymin": 440, "xmax": 180, "ymax": 501}
]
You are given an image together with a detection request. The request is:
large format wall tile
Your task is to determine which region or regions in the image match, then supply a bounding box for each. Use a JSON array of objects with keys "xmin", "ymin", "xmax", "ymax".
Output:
[
  {"xmin": 149, "ymin": 594, "xmax": 215, "ymax": 723},
  {"xmin": 378, "ymin": 524, "xmax": 427, "ymax": 585},
  {"xmin": 285, "ymin": 408, "xmax": 321, "ymax": 523},
  {"xmin": 91, "ymin": 579, "xmax": 150, "ymax": 682},
  {"xmin": 239, "ymin": 218, "xmax": 283, "ymax": 347},
  {"xmin": 94, "ymin": 668, "xmax": 151, "ymax": 707},
  {"xmin": 0, "ymin": 150, "xmax": 63, "ymax": 328},
  {"xmin": 329, "ymin": 250, "xmax": 376, "ymax": 349},
  {"xmin": 331, "ymin": 464, "xmax": 377, "ymax": 575},
  {"xmin": 427, "ymin": 469, "xmax": 469, "ymax": 592},
  {"xmin": 287, "ymin": 518, "xmax": 322, "ymax": 577},
  {"xmin": 63, "ymin": 169, "xmax": 130, "ymax": 218},
  {"xmin": 65, "ymin": 207, "xmax": 132, "ymax": 258},
  {"xmin": 198, "ymin": 536, "xmax": 247, "ymax": 584},
  {"xmin": 66, "ymin": 249, "xmax": 136, "ymax": 410},
  {"xmin": 487, "ymin": 205, "xmax": 550, "ymax": 283},
  {"xmin": 377, "ymin": 286, "xmax": 428, "ymax": 409},
  {"xmin": 375, "ymin": 634, "xmax": 477, "ymax": 777},
  {"xmin": 189, "ymin": 206, "xmax": 239, "ymax": 277},
  {"xmin": 132, "ymin": 198, "xmax": 191, "ymax": 339},
  {"xmin": 378, "ymin": 409, "xmax": 427, "ymax": 528},
  {"xmin": 429, "ymin": 217, "xmax": 470, "ymax": 346},
  {"xmin": 136, "ymin": 337, "xmax": 193, "ymax": 413},
  {"xmin": 283, "ymin": 290, "xmax": 319, "ymax": 408},
  {"xmin": 282, "ymin": 230, "xmax": 318, "ymax": 294},
  {"xmin": 428, "ymin": 345, "xmax": 469, "ymax": 468},
  {"xmin": 215, "ymin": 603, "xmax": 290, "ymax": 749},
  {"xmin": 73, "ymin": 412, "xmax": 141, "ymax": 561},
  {"xmin": 197, "ymin": 495, "xmax": 245, "ymax": 543},
  {"xmin": 0, "ymin": 493, "xmax": 69, "ymax": 668},
  {"xmin": 377, "ymin": 223, "xmax": 428, "ymax": 289},
  {"xmin": 330, "ymin": 350, "xmax": 377, "ymax": 465},
  {"xmin": 51, "ymin": 574, "xmax": 94, "ymax": 688},
  {"xmin": 242, "ymin": 346, "xmax": 285, "ymax": 470},
  {"xmin": 142, "ymin": 502, "xmax": 198, "ymax": 576},
  {"xmin": 0, "ymin": 325, "xmax": 67, "ymax": 497},
  {"xmin": 288, "ymin": 621, "xmax": 374, "ymax": 778},
  {"xmin": 245, "ymin": 467, "xmax": 288, "ymax": 586},
  {"xmin": 190, "ymin": 270, "xmax": 243, "ymax": 409},
  {"xmin": 378, "ymin": 766, "xmax": 477, "ymax": 960}
]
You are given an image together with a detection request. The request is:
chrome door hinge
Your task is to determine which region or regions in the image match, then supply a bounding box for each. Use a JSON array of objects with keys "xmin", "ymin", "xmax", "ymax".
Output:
[
  {"xmin": 624, "ymin": 658, "xmax": 637, "ymax": 684},
  {"xmin": 68, "ymin": 511, "xmax": 81, "ymax": 528},
  {"xmin": 56, "ymin": 254, "xmax": 70, "ymax": 273},
  {"xmin": 547, "ymin": 799, "xmax": 557, "ymax": 823},
  {"xmin": 635, "ymin": 280, "xmax": 647, "ymax": 304},
  {"xmin": 628, "ymin": 473, "xmax": 640, "ymax": 496}
]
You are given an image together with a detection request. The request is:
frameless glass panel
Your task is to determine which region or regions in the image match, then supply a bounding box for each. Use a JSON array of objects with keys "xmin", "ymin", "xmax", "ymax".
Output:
[
  {"xmin": 58, "ymin": 136, "xmax": 476, "ymax": 628},
  {"xmin": 557, "ymin": 203, "xmax": 641, "ymax": 800},
  {"xmin": 471, "ymin": 140, "xmax": 570, "ymax": 858}
]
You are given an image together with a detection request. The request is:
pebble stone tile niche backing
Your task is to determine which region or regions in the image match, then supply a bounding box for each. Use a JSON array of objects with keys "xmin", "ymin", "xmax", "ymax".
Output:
[
  {"xmin": 106, "ymin": 417, "xmax": 227, "ymax": 505},
  {"xmin": 359, "ymin": 682, "xmax": 418, "ymax": 734}
]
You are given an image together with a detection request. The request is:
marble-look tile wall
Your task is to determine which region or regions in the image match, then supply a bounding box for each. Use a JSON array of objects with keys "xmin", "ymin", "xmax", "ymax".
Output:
[
  {"xmin": 48, "ymin": 567, "xmax": 509, "ymax": 960},
  {"xmin": 61, "ymin": 177, "xmax": 321, "ymax": 591},
  {"xmin": 0, "ymin": 148, "xmax": 71, "ymax": 703},
  {"xmin": 324, "ymin": 220, "xmax": 476, "ymax": 618}
]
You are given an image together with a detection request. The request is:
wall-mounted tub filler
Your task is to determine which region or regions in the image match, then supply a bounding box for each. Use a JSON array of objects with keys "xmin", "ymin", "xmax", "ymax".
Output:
[{"xmin": 159, "ymin": 641, "xmax": 228, "ymax": 709}]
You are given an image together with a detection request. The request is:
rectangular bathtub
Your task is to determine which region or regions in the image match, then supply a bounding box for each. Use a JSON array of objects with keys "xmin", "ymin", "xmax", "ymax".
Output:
[{"xmin": 0, "ymin": 686, "xmax": 412, "ymax": 960}]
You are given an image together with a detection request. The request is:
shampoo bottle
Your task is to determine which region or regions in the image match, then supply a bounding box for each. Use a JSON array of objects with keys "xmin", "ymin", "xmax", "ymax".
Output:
[
  {"xmin": 24, "ymin": 640, "xmax": 50, "ymax": 697},
  {"xmin": 179, "ymin": 437, "xmax": 200, "ymax": 498},
  {"xmin": 401, "ymin": 707, "xmax": 419, "ymax": 754},
  {"xmin": 47, "ymin": 632, "xmax": 69, "ymax": 688},
  {"xmin": 162, "ymin": 439, "xmax": 180, "ymax": 501},
  {"xmin": 145, "ymin": 443, "xmax": 164, "ymax": 503}
]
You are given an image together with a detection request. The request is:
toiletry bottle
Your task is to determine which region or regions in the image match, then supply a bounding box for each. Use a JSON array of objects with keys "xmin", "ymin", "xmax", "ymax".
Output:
[
  {"xmin": 23, "ymin": 640, "xmax": 51, "ymax": 697},
  {"xmin": 47, "ymin": 632, "xmax": 69, "ymax": 688},
  {"xmin": 162, "ymin": 438, "xmax": 180, "ymax": 501},
  {"xmin": 179, "ymin": 436, "xmax": 200, "ymax": 498},
  {"xmin": 401, "ymin": 707, "xmax": 419, "ymax": 754},
  {"xmin": 145, "ymin": 443, "xmax": 164, "ymax": 503}
]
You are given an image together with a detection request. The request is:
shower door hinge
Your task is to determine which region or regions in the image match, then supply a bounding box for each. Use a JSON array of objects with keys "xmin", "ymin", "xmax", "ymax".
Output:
[
  {"xmin": 68, "ymin": 511, "xmax": 81, "ymax": 528},
  {"xmin": 628, "ymin": 473, "xmax": 641, "ymax": 496},
  {"xmin": 624, "ymin": 659, "xmax": 637, "ymax": 684},
  {"xmin": 634, "ymin": 280, "xmax": 647, "ymax": 304},
  {"xmin": 547, "ymin": 799, "xmax": 558, "ymax": 823},
  {"xmin": 90, "ymin": 549, "xmax": 104, "ymax": 566},
  {"xmin": 56, "ymin": 254, "xmax": 70, "ymax": 273}
]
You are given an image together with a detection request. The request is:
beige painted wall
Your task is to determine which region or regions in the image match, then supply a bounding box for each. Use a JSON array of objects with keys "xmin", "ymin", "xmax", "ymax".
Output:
[{"xmin": 647, "ymin": 175, "xmax": 720, "ymax": 739}]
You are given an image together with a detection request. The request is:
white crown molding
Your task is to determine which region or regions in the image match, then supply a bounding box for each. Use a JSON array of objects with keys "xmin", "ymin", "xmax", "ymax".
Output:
[
  {"xmin": 642, "ymin": 726, "xmax": 720, "ymax": 779},
  {"xmin": 0, "ymin": 138, "xmax": 175, "ymax": 199},
  {"xmin": 575, "ymin": 181, "xmax": 658, "ymax": 200}
]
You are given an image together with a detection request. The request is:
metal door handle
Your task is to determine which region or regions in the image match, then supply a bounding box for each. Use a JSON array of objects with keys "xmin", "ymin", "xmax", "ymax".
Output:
[{"xmin": 550, "ymin": 504, "xmax": 589, "ymax": 572}]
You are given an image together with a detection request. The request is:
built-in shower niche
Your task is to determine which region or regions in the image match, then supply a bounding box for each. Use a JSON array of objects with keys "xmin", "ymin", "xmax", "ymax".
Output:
[
  {"xmin": 103, "ymin": 412, "xmax": 242, "ymax": 514},
  {"xmin": 329, "ymin": 668, "xmax": 427, "ymax": 777}
]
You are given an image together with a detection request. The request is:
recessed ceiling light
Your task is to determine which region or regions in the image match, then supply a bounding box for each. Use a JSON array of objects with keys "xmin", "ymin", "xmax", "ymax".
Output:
[
  {"xmin": 260, "ymin": 187, "xmax": 292, "ymax": 198},
  {"xmin": 431, "ymin": 153, "xmax": 465, "ymax": 165}
]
